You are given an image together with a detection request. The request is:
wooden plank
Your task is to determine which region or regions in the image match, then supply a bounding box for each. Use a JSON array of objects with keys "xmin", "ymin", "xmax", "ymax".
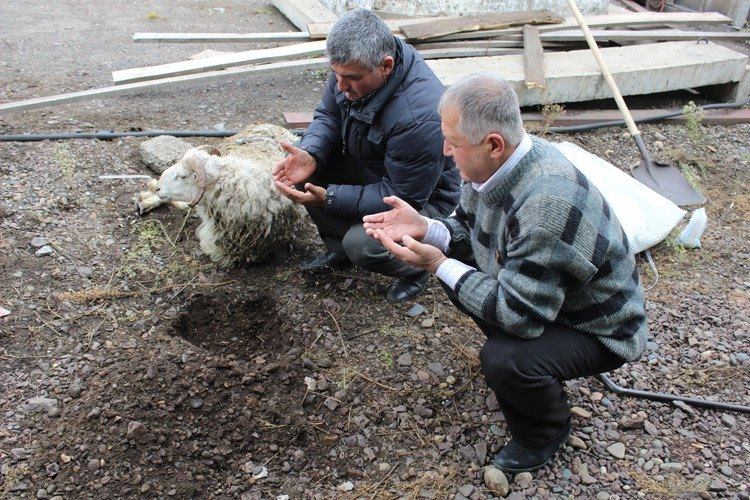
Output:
[
  {"xmin": 426, "ymin": 41, "xmax": 749, "ymax": 106},
  {"xmin": 523, "ymin": 25, "xmax": 546, "ymax": 93},
  {"xmin": 133, "ymin": 32, "xmax": 312, "ymax": 43},
  {"xmin": 399, "ymin": 11, "xmax": 563, "ymax": 41},
  {"xmin": 429, "ymin": 11, "xmax": 732, "ymax": 41},
  {"xmin": 536, "ymin": 29, "xmax": 750, "ymax": 42},
  {"xmin": 308, "ymin": 16, "xmax": 446, "ymax": 39},
  {"xmin": 112, "ymin": 40, "xmax": 326, "ymax": 84},
  {"xmin": 0, "ymin": 58, "xmax": 329, "ymax": 115},
  {"xmin": 413, "ymin": 40, "xmax": 524, "ymax": 50},
  {"xmin": 418, "ymin": 47, "xmax": 523, "ymax": 59},
  {"xmin": 271, "ymin": 0, "xmax": 337, "ymax": 33}
]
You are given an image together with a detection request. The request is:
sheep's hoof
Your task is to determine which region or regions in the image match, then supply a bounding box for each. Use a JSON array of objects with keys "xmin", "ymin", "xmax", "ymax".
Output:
[{"xmin": 135, "ymin": 196, "xmax": 147, "ymax": 216}]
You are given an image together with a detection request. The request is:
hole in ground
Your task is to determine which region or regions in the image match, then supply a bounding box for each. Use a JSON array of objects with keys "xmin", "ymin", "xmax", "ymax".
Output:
[{"xmin": 171, "ymin": 289, "xmax": 284, "ymax": 358}]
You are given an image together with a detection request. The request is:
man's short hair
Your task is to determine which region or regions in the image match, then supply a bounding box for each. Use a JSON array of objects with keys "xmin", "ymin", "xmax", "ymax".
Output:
[
  {"xmin": 438, "ymin": 72, "xmax": 525, "ymax": 147},
  {"xmin": 326, "ymin": 8, "xmax": 396, "ymax": 70}
]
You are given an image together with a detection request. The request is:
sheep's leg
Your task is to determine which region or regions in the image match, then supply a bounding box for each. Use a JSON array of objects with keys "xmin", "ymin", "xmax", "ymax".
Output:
[
  {"xmin": 136, "ymin": 191, "xmax": 166, "ymax": 215},
  {"xmin": 136, "ymin": 192, "xmax": 192, "ymax": 216}
]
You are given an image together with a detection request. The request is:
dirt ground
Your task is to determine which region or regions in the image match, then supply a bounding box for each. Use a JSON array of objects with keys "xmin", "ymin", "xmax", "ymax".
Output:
[{"xmin": 1, "ymin": 1, "xmax": 749, "ymax": 499}]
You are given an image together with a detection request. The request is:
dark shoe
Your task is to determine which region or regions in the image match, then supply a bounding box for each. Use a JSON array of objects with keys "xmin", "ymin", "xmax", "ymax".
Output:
[
  {"xmin": 492, "ymin": 421, "xmax": 571, "ymax": 474},
  {"xmin": 300, "ymin": 252, "xmax": 351, "ymax": 272},
  {"xmin": 386, "ymin": 271, "xmax": 430, "ymax": 302}
]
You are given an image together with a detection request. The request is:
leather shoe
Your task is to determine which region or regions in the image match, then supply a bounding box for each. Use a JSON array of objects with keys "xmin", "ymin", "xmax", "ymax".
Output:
[
  {"xmin": 386, "ymin": 271, "xmax": 430, "ymax": 302},
  {"xmin": 300, "ymin": 252, "xmax": 351, "ymax": 272},
  {"xmin": 492, "ymin": 421, "xmax": 571, "ymax": 474}
]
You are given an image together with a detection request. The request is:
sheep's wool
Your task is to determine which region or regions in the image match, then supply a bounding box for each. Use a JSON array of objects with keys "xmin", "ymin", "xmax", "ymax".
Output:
[{"xmin": 195, "ymin": 124, "xmax": 304, "ymax": 267}]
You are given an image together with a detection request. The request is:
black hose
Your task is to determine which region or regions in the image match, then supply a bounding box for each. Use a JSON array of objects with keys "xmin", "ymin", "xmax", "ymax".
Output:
[
  {"xmin": 547, "ymin": 96, "xmax": 750, "ymax": 133},
  {"xmin": 596, "ymin": 373, "xmax": 750, "ymax": 414},
  {"xmin": 0, "ymin": 129, "xmax": 240, "ymax": 142}
]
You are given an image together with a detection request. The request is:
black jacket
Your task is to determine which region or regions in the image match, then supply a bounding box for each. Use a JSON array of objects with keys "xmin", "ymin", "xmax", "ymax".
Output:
[{"xmin": 299, "ymin": 37, "xmax": 460, "ymax": 219}]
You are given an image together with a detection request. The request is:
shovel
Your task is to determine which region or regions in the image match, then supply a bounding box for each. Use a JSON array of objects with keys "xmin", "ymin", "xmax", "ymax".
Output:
[{"xmin": 565, "ymin": 0, "xmax": 706, "ymax": 207}]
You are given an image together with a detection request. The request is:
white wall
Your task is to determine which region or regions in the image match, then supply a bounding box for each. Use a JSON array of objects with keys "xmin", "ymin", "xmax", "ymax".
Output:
[{"xmin": 322, "ymin": 0, "xmax": 608, "ymax": 17}]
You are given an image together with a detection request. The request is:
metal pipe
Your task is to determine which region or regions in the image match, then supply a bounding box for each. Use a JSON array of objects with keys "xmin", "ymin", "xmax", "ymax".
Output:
[
  {"xmin": 597, "ymin": 373, "xmax": 750, "ymax": 414},
  {"xmin": 0, "ymin": 129, "xmax": 239, "ymax": 142}
]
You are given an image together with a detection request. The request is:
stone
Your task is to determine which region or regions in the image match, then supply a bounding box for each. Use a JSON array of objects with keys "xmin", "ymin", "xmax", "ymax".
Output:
[
  {"xmin": 139, "ymin": 135, "xmax": 193, "ymax": 174},
  {"xmin": 606, "ymin": 442, "xmax": 626, "ymax": 459},
  {"xmin": 483, "ymin": 467, "xmax": 509, "ymax": 497}
]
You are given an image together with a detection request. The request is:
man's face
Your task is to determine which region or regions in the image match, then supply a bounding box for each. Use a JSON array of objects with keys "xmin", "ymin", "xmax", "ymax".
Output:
[
  {"xmin": 441, "ymin": 105, "xmax": 495, "ymax": 183},
  {"xmin": 330, "ymin": 57, "xmax": 394, "ymax": 102}
]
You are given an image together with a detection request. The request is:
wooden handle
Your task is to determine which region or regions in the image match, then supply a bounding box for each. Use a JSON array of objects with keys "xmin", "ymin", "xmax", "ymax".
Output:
[{"xmin": 565, "ymin": 0, "xmax": 640, "ymax": 137}]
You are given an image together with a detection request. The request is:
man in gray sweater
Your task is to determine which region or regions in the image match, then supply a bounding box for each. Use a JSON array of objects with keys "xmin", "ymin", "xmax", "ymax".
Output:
[{"xmin": 364, "ymin": 73, "xmax": 648, "ymax": 473}]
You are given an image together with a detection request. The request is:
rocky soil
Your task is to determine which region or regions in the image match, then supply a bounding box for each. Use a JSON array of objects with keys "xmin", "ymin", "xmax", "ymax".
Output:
[{"xmin": 1, "ymin": 1, "xmax": 749, "ymax": 499}]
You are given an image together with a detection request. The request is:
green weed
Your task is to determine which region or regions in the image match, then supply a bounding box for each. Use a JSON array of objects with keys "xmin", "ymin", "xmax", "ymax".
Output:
[
  {"xmin": 682, "ymin": 101, "xmax": 706, "ymax": 144},
  {"xmin": 377, "ymin": 350, "xmax": 394, "ymax": 371}
]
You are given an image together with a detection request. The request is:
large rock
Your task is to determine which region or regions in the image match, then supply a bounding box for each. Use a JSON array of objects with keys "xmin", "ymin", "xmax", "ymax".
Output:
[{"xmin": 140, "ymin": 135, "xmax": 194, "ymax": 175}]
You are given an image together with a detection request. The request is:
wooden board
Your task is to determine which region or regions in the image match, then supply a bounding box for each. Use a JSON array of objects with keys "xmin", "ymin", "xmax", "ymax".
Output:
[
  {"xmin": 429, "ymin": 11, "xmax": 732, "ymax": 41},
  {"xmin": 523, "ymin": 25, "xmax": 546, "ymax": 93},
  {"xmin": 271, "ymin": 0, "xmax": 337, "ymax": 33},
  {"xmin": 0, "ymin": 58, "xmax": 329, "ymax": 115},
  {"xmin": 308, "ymin": 16, "xmax": 446, "ymax": 39},
  {"xmin": 399, "ymin": 11, "xmax": 563, "ymax": 41},
  {"xmin": 133, "ymin": 32, "xmax": 312, "ymax": 43},
  {"xmin": 534, "ymin": 29, "xmax": 750, "ymax": 42},
  {"xmin": 113, "ymin": 40, "xmax": 326, "ymax": 84}
]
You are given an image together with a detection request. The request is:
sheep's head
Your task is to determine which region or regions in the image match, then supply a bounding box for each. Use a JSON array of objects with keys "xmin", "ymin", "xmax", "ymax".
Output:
[{"xmin": 155, "ymin": 146, "xmax": 221, "ymax": 207}]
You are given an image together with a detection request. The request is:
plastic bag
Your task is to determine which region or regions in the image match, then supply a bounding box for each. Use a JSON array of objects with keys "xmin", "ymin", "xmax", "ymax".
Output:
[{"xmin": 677, "ymin": 207, "xmax": 707, "ymax": 249}]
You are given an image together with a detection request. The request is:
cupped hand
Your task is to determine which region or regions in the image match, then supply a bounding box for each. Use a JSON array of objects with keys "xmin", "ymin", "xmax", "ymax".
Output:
[
  {"xmin": 370, "ymin": 231, "xmax": 446, "ymax": 273},
  {"xmin": 272, "ymin": 141, "xmax": 317, "ymax": 186},
  {"xmin": 274, "ymin": 181, "xmax": 326, "ymax": 207},
  {"xmin": 363, "ymin": 196, "xmax": 428, "ymax": 243}
]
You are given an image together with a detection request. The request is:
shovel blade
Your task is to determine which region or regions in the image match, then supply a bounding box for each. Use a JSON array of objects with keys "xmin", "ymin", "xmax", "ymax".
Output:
[{"xmin": 632, "ymin": 161, "xmax": 706, "ymax": 207}]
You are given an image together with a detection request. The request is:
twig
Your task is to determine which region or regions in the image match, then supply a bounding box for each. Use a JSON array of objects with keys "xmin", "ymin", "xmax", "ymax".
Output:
[
  {"xmin": 345, "ymin": 326, "xmax": 378, "ymax": 340},
  {"xmin": 350, "ymin": 369, "xmax": 398, "ymax": 391},
  {"xmin": 169, "ymin": 273, "xmax": 198, "ymax": 300},
  {"xmin": 33, "ymin": 311, "xmax": 63, "ymax": 336},
  {"xmin": 369, "ymin": 463, "xmax": 399, "ymax": 499},
  {"xmin": 324, "ymin": 301, "xmax": 348, "ymax": 357},
  {"xmin": 170, "ymin": 207, "xmax": 193, "ymax": 250}
]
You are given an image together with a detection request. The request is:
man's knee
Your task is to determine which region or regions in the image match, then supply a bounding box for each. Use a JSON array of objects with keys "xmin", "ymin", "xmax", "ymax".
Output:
[
  {"xmin": 479, "ymin": 340, "xmax": 525, "ymax": 393},
  {"xmin": 341, "ymin": 226, "xmax": 386, "ymax": 267}
]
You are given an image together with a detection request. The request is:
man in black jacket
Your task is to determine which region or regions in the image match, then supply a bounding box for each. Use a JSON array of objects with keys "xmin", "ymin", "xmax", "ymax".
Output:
[{"xmin": 272, "ymin": 8, "xmax": 460, "ymax": 302}]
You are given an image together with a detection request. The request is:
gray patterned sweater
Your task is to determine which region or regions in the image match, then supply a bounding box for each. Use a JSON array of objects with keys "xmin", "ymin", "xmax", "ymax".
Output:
[{"xmin": 440, "ymin": 137, "xmax": 648, "ymax": 362}]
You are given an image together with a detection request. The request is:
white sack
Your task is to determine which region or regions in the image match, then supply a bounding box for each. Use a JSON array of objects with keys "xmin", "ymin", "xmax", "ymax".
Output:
[{"xmin": 555, "ymin": 141, "xmax": 686, "ymax": 254}]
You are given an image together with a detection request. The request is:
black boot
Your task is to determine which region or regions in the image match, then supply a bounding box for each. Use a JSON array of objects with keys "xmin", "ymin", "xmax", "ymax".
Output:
[
  {"xmin": 492, "ymin": 420, "xmax": 571, "ymax": 473},
  {"xmin": 386, "ymin": 271, "xmax": 430, "ymax": 302}
]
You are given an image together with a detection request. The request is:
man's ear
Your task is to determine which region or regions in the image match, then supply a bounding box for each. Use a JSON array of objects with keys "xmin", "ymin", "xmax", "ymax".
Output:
[
  {"xmin": 487, "ymin": 133, "xmax": 506, "ymax": 159},
  {"xmin": 381, "ymin": 56, "xmax": 395, "ymax": 75}
]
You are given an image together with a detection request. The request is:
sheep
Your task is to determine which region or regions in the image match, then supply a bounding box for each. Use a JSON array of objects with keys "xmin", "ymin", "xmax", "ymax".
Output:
[{"xmin": 137, "ymin": 124, "xmax": 304, "ymax": 267}]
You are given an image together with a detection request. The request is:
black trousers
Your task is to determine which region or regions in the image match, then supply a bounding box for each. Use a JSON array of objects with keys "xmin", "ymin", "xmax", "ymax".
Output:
[
  {"xmin": 442, "ymin": 283, "xmax": 625, "ymax": 447},
  {"xmin": 303, "ymin": 156, "xmax": 444, "ymax": 279}
]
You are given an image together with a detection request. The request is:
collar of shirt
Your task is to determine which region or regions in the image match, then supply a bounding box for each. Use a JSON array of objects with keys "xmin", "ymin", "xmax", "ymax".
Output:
[{"xmin": 472, "ymin": 132, "xmax": 532, "ymax": 193}]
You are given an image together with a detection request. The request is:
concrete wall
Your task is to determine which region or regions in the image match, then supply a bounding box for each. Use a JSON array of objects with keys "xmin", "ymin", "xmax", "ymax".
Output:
[
  {"xmin": 321, "ymin": 0, "xmax": 608, "ymax": 17},
  {"xmin": 673, "ymin": 0, "xmax": 750, "ymax": 28}
]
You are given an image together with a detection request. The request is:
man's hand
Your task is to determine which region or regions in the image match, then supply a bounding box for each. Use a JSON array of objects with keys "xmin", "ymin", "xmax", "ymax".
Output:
[
  {"xmin": 275, "ymin": 181, "xmax": 327, "ymax": 207},
  {"xmin": 363, "ymin": 196, "xmax": 429, "ymax": 243},
  {"xmin": 272, "ymin": 141, "xmax": 317, "ymax": 187},
  {"xmin": 371, "ymin": 231, "xmax": 447, "ymax": 273}
]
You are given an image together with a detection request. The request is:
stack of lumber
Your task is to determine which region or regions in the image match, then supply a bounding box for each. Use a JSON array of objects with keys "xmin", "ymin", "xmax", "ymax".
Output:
[{"xmin": 1, "ymin": 0, "xmax": 748, "ymax": 115}]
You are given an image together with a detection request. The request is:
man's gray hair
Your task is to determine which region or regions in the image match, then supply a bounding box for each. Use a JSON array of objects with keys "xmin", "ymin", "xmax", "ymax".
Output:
[
  {"xmin": 438, "ymin": 72, "xmax": 525, "ymax": 147},
  {"xmin": 326, "ymin": 8, "xmax": 396, "ymax": 70}
]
